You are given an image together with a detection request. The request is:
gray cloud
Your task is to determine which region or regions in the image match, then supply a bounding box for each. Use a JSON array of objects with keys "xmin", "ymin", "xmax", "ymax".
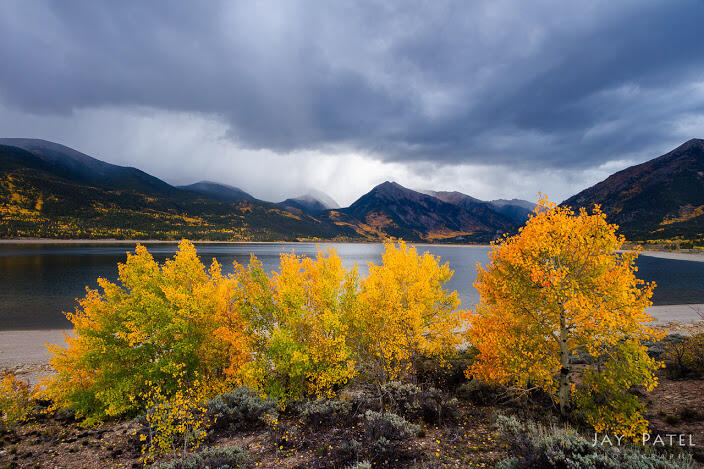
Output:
[{"xmin": 1, "ymin": 0, "xmax": 703, "ymax": 176}]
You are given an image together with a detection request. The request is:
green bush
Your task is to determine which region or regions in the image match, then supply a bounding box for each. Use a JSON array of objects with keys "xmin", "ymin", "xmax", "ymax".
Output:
[
  {"xmin": 332, "ymin": 439, "xmax": 363, "ymax": 465},
  {"xmin": 363, "ymin": 410, "xmax": 420, "ymax": 461},
  {"xmin": 381, "ymin": 381, "xmax": 458, "ymax": 424},
  {"xmin": 381, "ymin": 381, "xmax": 421, "ymax": 414},
  {"xmin": 456, "ymin": 379, "xmax": 500, "ymax": 405},
  {"xmin": 149, "ymin": 445, "xmax": 248, "ymax": 469},
  {"xmin": 495, "ymin": 414, "xmax": 695, "ymax": 469},
  {"xmin": 298, "ymin": 397, "xmax": 353, "ymax": 427},
  {"xmin": 416, "ymin": 386, "xmax": 459, "ymax": 424},
  {"xmin": 347, "ymin": 460, "xmax": 372, "ymax": 469},
  {"xmin": 326, "ymin": 404, "xmax": 423, "ymax": 465},
  {"xmin": 364, "ymin": 410, "xmax": 419, "ymax": 441},
  {"xmin": 205, "ymin": 387, "xmax": 278, "ymax": 432}
]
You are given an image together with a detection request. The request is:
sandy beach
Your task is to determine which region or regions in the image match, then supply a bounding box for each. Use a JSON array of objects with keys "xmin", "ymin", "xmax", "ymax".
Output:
[
  {"xmin": 1, "ymin": 304, "xmax": 702, "ymax": 386},
  {"xmin": 640, "ymin": 250, "xmax": 704, "ymax": 262},
  {"xmin": 0, "ymin": 329, "xmax": 72, "ymax": 385}
]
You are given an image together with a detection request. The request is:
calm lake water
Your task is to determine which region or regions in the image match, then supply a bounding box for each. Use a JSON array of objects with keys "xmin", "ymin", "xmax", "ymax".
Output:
[{"xmin": 1, "ymin": 242, "xmax": 704, "ymax": 330}]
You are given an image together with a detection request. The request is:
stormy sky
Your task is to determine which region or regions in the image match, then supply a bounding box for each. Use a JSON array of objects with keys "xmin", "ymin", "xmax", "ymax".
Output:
[{"xmin": 1, "ymin": 1, "xmax": 703, "ymax": 205}]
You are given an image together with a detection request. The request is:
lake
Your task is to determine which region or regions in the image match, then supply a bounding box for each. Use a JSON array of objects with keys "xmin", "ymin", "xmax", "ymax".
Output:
[{"xmin": 1, "ymin": 242, "xmax": 704, "ymax": 330}]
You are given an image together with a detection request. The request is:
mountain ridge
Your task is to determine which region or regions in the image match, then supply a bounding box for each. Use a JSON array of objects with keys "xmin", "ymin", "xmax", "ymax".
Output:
[
  {"xmin": 7, "ymin": 137, "xmax": 702, "ymax": 243},
  {"xmin": 179, "ymin": 181, "xmax": 254, "ymax": 202},
  {"xmin": 562, "ymin": 138, "xmax": 704, "ymax": 240},
  {"xmin": 0, "ymin": 140, "xmax": 357, "ymax": 241},
  {"xmin": 337, "ymin": 181, "xmax": 518, "ymax": 242},
  {"xmin": 0, "ymin": 138, "xmax": 177, "ymax": 196}
]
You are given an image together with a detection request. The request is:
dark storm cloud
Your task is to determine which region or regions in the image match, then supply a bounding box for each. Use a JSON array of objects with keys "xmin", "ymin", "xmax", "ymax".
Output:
[{"xmin": 1, "ymin": 0, "xmax": 703, "ymax": 169}]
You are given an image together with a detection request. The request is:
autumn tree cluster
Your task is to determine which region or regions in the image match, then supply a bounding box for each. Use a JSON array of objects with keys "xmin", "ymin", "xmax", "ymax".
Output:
[
  {"xmin": 39, "ymin": 197, "xmax": 664, "ymax": 439},
  {"xmin": 41, "ymin": 240, "xmax": 461, "ymax": 422}
]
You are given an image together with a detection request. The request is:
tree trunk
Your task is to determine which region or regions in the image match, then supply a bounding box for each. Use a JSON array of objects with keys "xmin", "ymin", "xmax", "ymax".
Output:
[{"xmin": 558, "ymin": 312, "xmax": 571, "ymax": 416}]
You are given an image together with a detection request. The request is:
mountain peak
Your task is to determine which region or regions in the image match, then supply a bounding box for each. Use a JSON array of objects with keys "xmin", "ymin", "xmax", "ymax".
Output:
[
  {"xmin": 681, "ymin": 137, "xmax": 704, "ymax": 146},
  {"xmin": 179, "ymin": 180, "xmax": 254, "ymax": 201},
  {"xmin": 279, "ymin": 190, "xmax": 339, "ymax": 213},
  {"xmin": 672, "ymin": 138, "xmax": 704, "ymax": 155},
  {"xmin": 370, "ymin": 180, "xmax": 409, "ymax": 195},
  {"xmin": 376, "ymin": 180, "xmax": 402, "ymax": 189},
  {"xmin": 344, "ymin": 180, "xmax": 517, "ymax": 242}
]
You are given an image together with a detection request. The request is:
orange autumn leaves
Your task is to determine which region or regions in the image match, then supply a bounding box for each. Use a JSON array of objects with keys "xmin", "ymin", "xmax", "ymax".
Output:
[
  {"xmin": 466, "ymin": 197, "xmax": 662, "ymax": 438},
  {"xmin": 42, "ymin": 239, "xmax": 462, "ymax": 421}
]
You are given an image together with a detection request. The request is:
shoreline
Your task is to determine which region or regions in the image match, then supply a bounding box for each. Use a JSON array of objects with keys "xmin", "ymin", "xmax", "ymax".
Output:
[
  {"xmin": 4, "ymin": 239, "xmax": 704, "ymax": 256},
  {"xmin": 0, "ymin": 238, "xmax": 492, "ymax": 248},
  {"xmin": 0, "ymin": 329, "xmax": 73, "ymax": 385},
  {"xmin": 638, "ymin": 250, "xmax": 704, "ymax": 262},
  {"xmin": 2, "ymin": 304, "xmax": 702, "ymax": 386}
]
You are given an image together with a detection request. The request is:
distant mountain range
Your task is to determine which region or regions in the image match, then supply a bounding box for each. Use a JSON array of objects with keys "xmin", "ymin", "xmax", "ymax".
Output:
[
  {"xmin": 0, "ymin": 139, "xmax": 353, "ymax": 241},
  {"xmin": 5, "ymin": 137, "xmax": 701, "ymax": 243},
  {"xmin": 0, "ymin": 138, "xmax": 533, "ymax": 242},
  {"xmin": 562, "ymin": 138, "xmax": 704, "ymax": 241}
]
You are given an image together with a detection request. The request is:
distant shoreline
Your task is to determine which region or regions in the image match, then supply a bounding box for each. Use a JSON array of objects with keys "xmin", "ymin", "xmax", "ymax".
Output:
[
  {"xmin": 5, "ymin": 239, "xmax": 704, "ymax": 258},
  {"xmin": 638, "ymin": 250, "xmax": 704, "ymax": 263},
  {"xmin": 0, "ymin": 238, "xmax": 492, "ymax": 248}
]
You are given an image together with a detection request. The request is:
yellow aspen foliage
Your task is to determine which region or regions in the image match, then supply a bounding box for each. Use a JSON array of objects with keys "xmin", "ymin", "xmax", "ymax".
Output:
[
  {"xmin": 214, "ymin": 255, "xmax": 273, "ymax": 380},
  {"xmin": 466, "ymin": 197, "xmax": 663, "ymax": 438},
  {"xmin": 138, "ymin": 369, "xmax": 211, "ymax": 463},
  {"xmin": 0, "ymin": 373, "xmax": 33, "ymax": 431},
  {"xmin": 354, "ymin": 241, "xmax": 461, "ymax": 386},
  {"xmin": 39, "ymin": 240, "xmax": 249, "ymax": 423},
  {"xmin": 243, "ymin": 248, "xmax": 358, "ymax": 402}
]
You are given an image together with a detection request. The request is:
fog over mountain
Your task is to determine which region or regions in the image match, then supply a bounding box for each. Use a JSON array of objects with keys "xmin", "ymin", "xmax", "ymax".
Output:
[{"xmin": 1, "ymin": 1, "xmax": 703, "ymax": 204}]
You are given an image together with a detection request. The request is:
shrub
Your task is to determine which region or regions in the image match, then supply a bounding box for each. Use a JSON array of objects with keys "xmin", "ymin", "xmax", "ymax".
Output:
[
  {"xmin": 205, "ymin": 387, "xmax": 277, "ymax": 432},
  {"xmin": 457, "ymin": 379, "xmax": 500, "ymax": 405},
  {"xmin": 0, "ymin": 373, "xmax": 33, "ymax": 432},
  {"xmin": 298, "ymin": 397, "xmax": 352, "ymax": 427},
  {"xmin": 149, "ymin": 445, "xmax": 248, "ymax": 469},
  {"xmin": 244, "ymin": 249, "xmax": 359, "ymax": 403},
  {"xmin": 662, "ymin": 335, "xmax": 689, "ymax": 378},
  {"xmin": 415, "ymin": 386, "xmax": 459, "ymax": 424},
  {"xmin": 573, "ymin": 341, "xmax": 659, "ymax": 438},
  {"xmin": 138, "ymin": 382, "xmax": 210, "ymax": 463},
  {"xmin": 381, "ymin": 381, "xmax": 458, "ymax": 424},
  {"xmin": 495, "ymin": 414, "xmax": 695, "ymax": 469},
  {"xmin": 663, "ymin": 332, "xmax": 704, "ymax": 379},
  {"xmin": 363, "ymin": 410, "xmax": 419, "ymax": 441},
  {"xmin": 353, "ymin": 241, "xmax": 462, "ymax": 387},
  {"xmin": 338, "ymin": 388, "xmax": 377, "ymax": 415},
  {"xmin": 40, "ymin": 241, "xmax": 249, "ymax": 423},
  {"xmin": 347, "ymin": 461, "xmax": 372, "ymax": 469},
  {"xmin": 381, "ymin": 381, "xmax": 421, "ymax": 415},
  {"xmin": 260, "ymin": 412, "xmax": 299, "ymax": 449},
  {"xmin": 416, "ymin": 347, "xmax": 477, "ymax": 389},
  {"xmin": 363, "ymin": 410, "xmax": 420, "ymax": 461},
  {"xmin": 332, "ymin": 439, "xmax": 363, "ymax": 465}
]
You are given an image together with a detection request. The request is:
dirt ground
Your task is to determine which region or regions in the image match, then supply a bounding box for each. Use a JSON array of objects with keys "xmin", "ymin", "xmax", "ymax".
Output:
[
  {"xmin": 2, "ymin": 373, "xmax": 702, "ymax": 469},
  {"xmin": 0, "ymin": 401, "xmax": 507, "ymax": 469}
]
